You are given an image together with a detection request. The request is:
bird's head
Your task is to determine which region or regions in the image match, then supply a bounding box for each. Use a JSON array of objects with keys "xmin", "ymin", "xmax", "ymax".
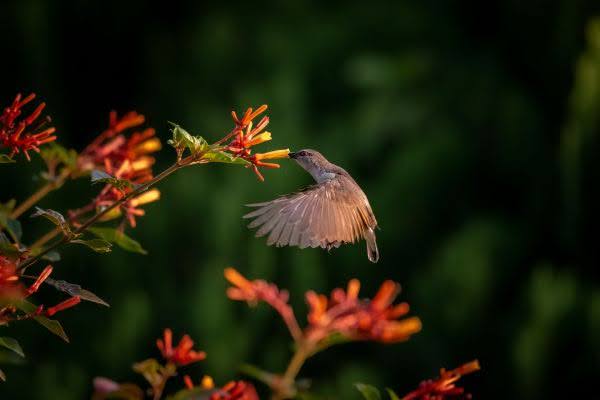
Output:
[{"xmin": 289, "ymin": 149, "xmax": 335, "ymax": 182}]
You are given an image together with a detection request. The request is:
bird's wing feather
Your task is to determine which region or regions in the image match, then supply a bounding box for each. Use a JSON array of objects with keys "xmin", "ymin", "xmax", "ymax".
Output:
[{"xmin": 243, "ymin": 176, "xmax": 375, "ymax": 249}]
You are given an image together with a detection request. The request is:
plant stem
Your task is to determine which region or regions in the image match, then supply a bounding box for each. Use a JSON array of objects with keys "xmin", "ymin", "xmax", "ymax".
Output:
[
  {"xmin": 272, "ymin": 343, "xmax": 312, "ymax": 400},
  {"xmin": 29, "ymin": 226, "xmax": 61, "ymax": 251},
  {"xmin": 10, "ymin": 168, "xmax": 71, "ymax": 219},
  {"xmin": 18, "ymin": 159, "xmax": 187, "ymax": 271}
]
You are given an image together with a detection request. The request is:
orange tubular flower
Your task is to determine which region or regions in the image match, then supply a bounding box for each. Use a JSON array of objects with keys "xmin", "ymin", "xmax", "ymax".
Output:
[
  {"xmin": 70, "ymin": 111, "xmax": 161, "ymax": 228},
  {"xmin": 224, "ymin": 269, "xmax": 420, "ymax": 346},
  {"xmin": 225, "ymin": 105, "xmax": 289, "ymax": 181},
  {"xmin": 304, "ymin": 279, "xmax": 422, "ymax": 344},
  {"xmin": 156, "ymin": 328, "xmax": 207, "ymax": 367},
  {"xmin": 402, "ymin": 360, "xmax": 481, "ymax": 400},
  {"xmin": 225, "ymin": 268, "xmax": 302, "ymax": 340},
  {"xmin": 184, "ymin": 375, "xmax": 215, "ymax": 391},
  {"xmin": 210, "ymin": 381, "xmax": 259, "ymax": 400},
  {"xmin": 0, "ymin": 93, "xmax": 57, "ymax": 160},
  {"xmin": 0, "ymin": 259, "xmax": 52, "ymax": 300}
]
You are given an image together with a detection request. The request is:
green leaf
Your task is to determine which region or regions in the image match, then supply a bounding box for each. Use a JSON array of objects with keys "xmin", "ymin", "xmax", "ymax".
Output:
[
  {"xmin": 202, "ymin": 150, "xmax": 250, "ymax": 165},
  {"xmin": 0, "ymin": 241, "xmax": 26, "ymax": 259},
  {"xmin": 41, "ymin": 251, "xmax": 61, "ymax": 262},
  {"xmin": 386, "ymin": 388, "xmax": 401, "ymax": 400},
  {"xmin": 167, "ymin": 123, "xmax": 209, "ymax": 156},
  {"xmin": 72, "ymin": 238, "xmax": 112, "ymax": 253},
  {"xmin": 87, "ymin": 227, "xmax": 147, "ymax": 254},
  {"xmin": 15, "ymin": 300, "xmax": 69, "ymax": 342},
  {"xmin": 355, "ymin": 384, "xmax": 382, "ymax": 400},
  {"xmin": 39, "ymin": 143, "xmax": 78, "ymax": 169},
  {"xmin": 45, "ymin": 278, "xmax": 109, "ymax": 307},
  {"xmin": 133, "ymin": 358, "xmax": 176, "ymax": 388},
  {"xmin": 30, "ymin": 207, "xmax": 72, "ymax": 236},
  {"xmin": 91, "ymin": 170, "xmax": 139, "ymax": 191},
  {"xmin": 167, "ymin": 387, "xmax": 207, "ymax": 400},
  {"xmin": 0, "ymin": 154, "xmax": 15, "ymax": 164},
  {"xmin": 0, "ymin": 337, "xmax": 25, "ymax": 358}
]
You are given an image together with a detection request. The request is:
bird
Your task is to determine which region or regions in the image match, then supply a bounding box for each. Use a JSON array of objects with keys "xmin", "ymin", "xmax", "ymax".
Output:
[{"xmin": 243, "ymin": 149, "xmax": 379, "ymax": 263}]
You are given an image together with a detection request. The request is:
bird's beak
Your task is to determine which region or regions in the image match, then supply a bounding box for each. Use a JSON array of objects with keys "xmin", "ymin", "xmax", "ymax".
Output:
[{"xmin": 288, "ymin": 151, "xmax": 298, "ymax": 159}]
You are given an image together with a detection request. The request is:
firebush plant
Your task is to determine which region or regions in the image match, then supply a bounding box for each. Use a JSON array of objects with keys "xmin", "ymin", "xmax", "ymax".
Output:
[{"xmin": 0, "ymin": 92, "xmax": 480, "ymax": 399}]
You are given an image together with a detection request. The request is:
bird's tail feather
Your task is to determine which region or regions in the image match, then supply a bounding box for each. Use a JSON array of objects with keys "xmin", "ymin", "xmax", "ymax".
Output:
[{"xmin": 365, "ymin": 228, "xmax": 379, "ymax": 263}]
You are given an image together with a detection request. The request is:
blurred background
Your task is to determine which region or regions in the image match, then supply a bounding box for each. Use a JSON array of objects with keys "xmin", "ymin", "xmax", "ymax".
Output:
[{"xmin": 1, "ymin": 0, "xmax": 599, "ymax": 398}]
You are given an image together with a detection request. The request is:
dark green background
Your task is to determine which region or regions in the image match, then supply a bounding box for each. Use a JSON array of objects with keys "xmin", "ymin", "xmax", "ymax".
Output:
[{"xmin": 1, "ymin": 1, "xmax": 599, "ymax": 399}]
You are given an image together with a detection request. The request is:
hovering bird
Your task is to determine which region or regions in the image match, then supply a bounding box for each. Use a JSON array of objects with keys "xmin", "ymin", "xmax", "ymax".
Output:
[{"xmin": 243, "ymin": 149, "xmax": 379, "ymax": 263}]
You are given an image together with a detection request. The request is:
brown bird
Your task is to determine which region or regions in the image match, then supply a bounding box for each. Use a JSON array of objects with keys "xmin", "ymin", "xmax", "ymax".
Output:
[{"xmin": 243, "ymin": 149, "xmax": 379, "ymax": 262}]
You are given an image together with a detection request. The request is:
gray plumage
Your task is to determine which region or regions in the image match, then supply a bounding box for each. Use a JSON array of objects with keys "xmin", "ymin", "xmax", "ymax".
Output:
[{"xmin": 243, "ymin": 149, "xmax": 379, "ymax": 263}]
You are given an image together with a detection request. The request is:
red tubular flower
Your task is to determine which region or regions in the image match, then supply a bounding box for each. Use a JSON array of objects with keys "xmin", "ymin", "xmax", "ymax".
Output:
[
  {"xmin": 304, "ymin": 279, "xmax": 422, "ymax": 344},
  {"xmin": 156, "ymin": 328, "xmax": 207, "ymax": 366},
  {"xmin": 210, "ymin": 381, "xmax": 259, "ymax": 400},
  {"xmin": 224, "ymin": 269, "xmax": 420, "ymax": 345},
  {"xmin": 0, "ymin": 93, "xmax": 57, "ymax": 160},
  {"xmin": 44, "ymin": 296, "xmax": 81, "ymax": 317},
  {"xmin": 0, "ymin": 255, "xmax": 21, "ymax": 298},
  {"xmin": 224, "ymin": 268, "xmax": 302, "ymax": 340},
  {"xmin": 70, "ymin": 111, "xmax": 161, "ymax": 228},
  {"xmin": 1, "ymin": 259, "xmax": 52, "ymax": 300},
  {"xmin": 225, "ymin": 105, "xmax": 289, "ymax": 181},
  {"xmin": 402, "ymin": 360, "xmax": 481, "ymax": 400}
]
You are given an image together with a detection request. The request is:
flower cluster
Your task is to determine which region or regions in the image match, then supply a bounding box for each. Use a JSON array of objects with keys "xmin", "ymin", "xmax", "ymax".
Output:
[
  {"xmin": 156, "ymin": 328, "xmax": 206, "ymax": 366},
  {"xmin": 0, "ymin": 93, "xmax": 57, "ymax": 160},
  {"xmin": 70, "ymin": 111, "xmax": 162, "ymax": 228},
  {"xmin": 209, "ymin": 381, "xmax": 260, "ymax": 400},
  {"xmin": 0, "ymin": 259, "xmax": 80, "ymax": 324},
  {"xmin": 224, "ymin": 268, "xmax": 422, "ymax": 346},
  {"xmin": 226, "ymin": 105, "xmax": 289, "ymax": 181},
  {"xmin": 93, "ymin": 329, "xmax": 258, "ymax": 400},
  {"xmin": 305, "ymin": 279, "xmax": 422, "ymax": 344},
  {"xmin": 402, "ymin": 360, "xmax": 481, "ymax": 400}
]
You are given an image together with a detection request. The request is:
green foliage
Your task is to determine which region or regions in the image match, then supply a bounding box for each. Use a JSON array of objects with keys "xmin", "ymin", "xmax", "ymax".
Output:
[
  {"xmin": 168, "ymin": 123, "xmax": 249, "ymax": 165},
  {"xmin": 168, "ymin": 124, "xmax": 209, "ymax": 157},
  {"xmin": 87, "ymin": 227, "xmax": 147, "ymax": 254},
  {"xmin": 355, "ymin": 383, "xmax": 382, "ymax": 400},
  {"xmin": 15, "ymin": 300, "xmax": 69, "ymax": 342},
  {"xmin": 0, "ymin": 337, "xmax": 25, "ymax": 358},
  {"xmin": 386, "ymin": 388, "xmax": 401, "ymax": 400},
  {"xmin": 71, "ymin": 238, "xmax": 112, "ymax": 253},
  {"xmin": 201, "ymin": 150, "xmax": 249, "ymax": 165},
  {"xmin": 39, "ymin": 143, "xmax": 78, "ymax": 172},
  {"xmin": 30, "ymin": 207, "xmax": 72, "ymax": 236},
  {"xmin": 91, "ymin": 170, "xmax": 139, "ymax": 192},
  {"xmin": 355, "ymin": 384, "xmax": 401, "ymax": 400},
  {"xmin": 132, "ymin": 358, "xmax": 176, "ymax": 388},
  {"xmin": 44, "ymin": 278, "xmax": 110, "ymax": 307},
  {"xmin": 0, "ymin": 154, "xmax": 15, "ymax": 164}
]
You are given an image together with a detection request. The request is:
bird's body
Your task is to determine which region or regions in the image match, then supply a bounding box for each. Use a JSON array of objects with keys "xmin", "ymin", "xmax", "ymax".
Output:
[{"xmin": 243, "ymin": 149, "xmax": 379, "ymax": 263}]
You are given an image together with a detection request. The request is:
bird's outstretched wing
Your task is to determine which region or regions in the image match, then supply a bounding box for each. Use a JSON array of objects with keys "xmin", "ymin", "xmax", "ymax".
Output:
[{"xmin": 243, "ymin": 176, "xmax": 376, "ymax": 249}]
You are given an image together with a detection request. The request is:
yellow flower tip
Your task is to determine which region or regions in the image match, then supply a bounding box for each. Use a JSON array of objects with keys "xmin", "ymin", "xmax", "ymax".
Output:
[
  {"xmin": 347, "ymin": 279, "xmax": 361, "ymax": 299},
  {"xmin": 131, "ymin": 156, "xmax": 156, "ymax": 172},
  {"xmin": 382, "ymin": 317, "xmax": 422, "ymax": 342},
  {"xmin": 457, "ymin": 360, "xmax": 481, "ymax": 375},
  {"xmin": 255, "ymin": 148, "xmax": 290, "ymax": 161},
  {"xmin": 224, "ymin": 267, "xmax": 251, "ymax": 289},
  {"xmin": 131, "ymin": 189, "xmax": 161, "ymax": 207},
  {"xmin": 201, "ymin": 375, "xmax": 214, "ymax": 390},
  {"xmin": 247, "ymin": 132, "xmax": 272, "ymax": 147},
  {"xmin": 136, "ymin": 137, "xmax": 162, "ymax": 154},
  {"xmin": 98, "ymin": 207, "xmax": 122, "ymax": 222}
]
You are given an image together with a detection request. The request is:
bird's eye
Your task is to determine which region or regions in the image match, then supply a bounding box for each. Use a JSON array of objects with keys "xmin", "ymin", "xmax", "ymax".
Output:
[{"xmin": 299, "ymin": 151, "xmax": 307, "ymax": 156}]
